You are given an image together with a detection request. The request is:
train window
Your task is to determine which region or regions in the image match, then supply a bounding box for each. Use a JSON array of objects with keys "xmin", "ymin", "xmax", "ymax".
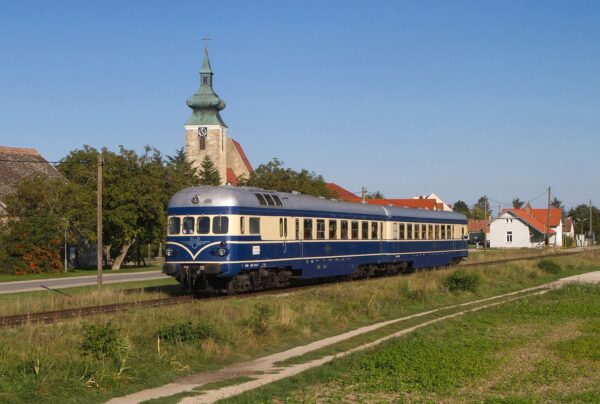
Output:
[
  {"xmin": 255, "ymin": 193, "xmax": 267, "ymax": 206},
  {"xmin": 328, "ymin": 220, "xmax": 337, "ymax": 239},
  {"xmin": 361, "ymin": 221, "xmax": 369, "ymax": 240},
  {"xmin": 316, "ymin": 219, "xmax": 325, "ymax": 239},
  {"xmin": 441, "ymin": 225, "xmax": 446, "ymax": 239},
  {"xmin": 303, "ymin": 219, "xmax": 313, "ymax": 240},
  {"xmin": 168, "ymin": 217, "xmax": 181, "ymax": 235},
  {"xmin": 407, "ymin": 224, "xmax": 413, "ymax": 240},
  {"xmin": 421, "ymin": 224, "xmax": 427, "ymax": 240},
  {"xmin": 340, "ymin": 220, "xmax": 348, "ymax": 239},
  {"xmin": 448, "ymin": 225, "xmax": 452, "ymax": 239},
  {"xmin": 434, "ymin": 225, "xmax": 440, "ymax": 239},
  {"xmin": 197, "ymin": 217, "xmax": 210, "ymax": 234},
  {"xmin": 213, "ymin": 216, "xmax": 229, "ymax": 234},
  {"xmin": 414, "ymin": 224, "xmax": 420, "ymax": 240},
  {"xmin": 240, "ymin": 217, "xmax": 245, "ymax": 234},
  {"xmin": 351, "ymin": 221, "xmax": 359, "ymax": 239},
  {"xmin": 284, "ymin": 218, "xmax": 288, "ymax": 237},
  {"xmin": 272, "ymin": 195, "xmax": 283, "ymax": 207},
  {"xmin": 249, "ymin": 217, "xmax": 260, "ymax": 234},
  {"xmin": 399, "ymin": 223, "xmax": 405, "ymax": 240},
  {"xmin": 295, "ymin": 218, "xmax": 300, "ymax": 240},
  {"xmin": 182, "ymin": 217, "xmax": 194, "ymax": 234},
  {"xmin": 393, "ymin": 223, "xmax": 398, "ymax": 240},
  {"xmin": 371, "ymin": 222, "xmax": 378, "ymax": 240},
  {"xmin": 428, "ymin": 225, "xmax": 433, "ymax": 240},
  {"xmin": 279, "ymin": 218, "xmax": 284, "ymax": 238},
  {"xmin": 380, "ymin": 222, "xmax": 384, "ymax": 239},
  {"xmin": 264, "ymin": 194, "xmax": 276, "ymax": 206}
]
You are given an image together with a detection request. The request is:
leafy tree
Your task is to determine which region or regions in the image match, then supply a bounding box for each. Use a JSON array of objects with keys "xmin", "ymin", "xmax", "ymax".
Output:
[
  {"xmin": 242, "ymin": 158, "xmax": 332, "ymax": 198},
  {"xmin": 471, "ymin": 196, "xmax": 492, "ymax": 220},
  {"xmin": 568, "ymin": 204, "xmax": 599, "ymax": 240},
  {"xmin": 366, "ymin": 191, "xmax": 385, "ymax": 199},
  {"xmin": 453, "ymin": 200, "xmax": 470, "ymax": 217},
  {"xmin": 165, "ymin": 148, "xmax": 200, "ymax": 195},
  {"xmin": 512, "ymin": 198, "xmax": 524, "ymax": 209},
  {"xmin": 550, "ymin": 196, "xmax": 565, "ymax": 212},
  {"xmin": 198, "ymin": 155, "xmax": 222, "ymax": 185}
]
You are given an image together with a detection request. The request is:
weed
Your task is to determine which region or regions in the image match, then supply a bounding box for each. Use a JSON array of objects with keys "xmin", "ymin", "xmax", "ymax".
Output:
[
  {"xmin": 157, "ymin": 321, "xmax": 217, "ymax": 343},
  {"xmin": 444, "ymin": 271, "xmax": 480, "ymax": 292},
  {"xmin": 538, "ymin": 259, "xmax": 562, "ymax": 274},
  {"xmin": 81, "ymin": 322, "xmax": 130, "ymax": 364},
  {"xmin": 243, "ymin": 303, "xmax": 274, "ymax": 334}
]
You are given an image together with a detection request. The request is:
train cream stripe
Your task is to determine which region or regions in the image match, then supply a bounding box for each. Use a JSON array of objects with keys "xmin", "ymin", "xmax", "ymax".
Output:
[{"xmin": 167, "ymin": 248, "xmax": 468, "ymax": 265}]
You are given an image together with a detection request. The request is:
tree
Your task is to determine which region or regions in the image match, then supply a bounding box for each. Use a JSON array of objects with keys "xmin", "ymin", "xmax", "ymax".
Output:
[
  {"xmin": 512, "ymin": 198, "xmax": 524, "ymax": 209},
  {"xmin": 165, "ymin": 148, "xmax": 200, "ymax": 195},
  {"xmin": 471, "ymin": 196, "xmax": 492, "ymax": 220},
  {"xmin": 198, "ymin": 155, "xmax": 222, "ymax": 185},
  {"xmin": 568, "ymin": 204, "xmax": 599, "ymax": 240},
  {"xmin": 453, "ymin": 200, "xmax": 470, "ymax": 217},
  {"xmin": 550, "ymin": 197, "xmax": 565, "ymax": 212},
  {"xmin": 366, "ymin": 191, "xmax": 385, "ymax": 199},
  {"xmin": 243, "ymin": 158, "xmax": 332, "ymax": 198}
]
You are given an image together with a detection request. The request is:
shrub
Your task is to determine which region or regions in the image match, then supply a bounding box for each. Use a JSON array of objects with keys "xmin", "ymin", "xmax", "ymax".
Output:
[
  {"xmin": 444, "ymin": 271, "xmax": 480, "ymax": 292},
  {"xmin": 81, "ymin": 322, "xmax": 129, "ymax": 361},
  {"xmin": 243, "ymin": 303, "xmax": 274, "ymax": 334},
  {"xmin": 157, "ymin": 321, "xmax": 217, "ymax": 343},
  {"xmin": 538, "ymin": 259, "xmax": 561, "ymax": 274}
]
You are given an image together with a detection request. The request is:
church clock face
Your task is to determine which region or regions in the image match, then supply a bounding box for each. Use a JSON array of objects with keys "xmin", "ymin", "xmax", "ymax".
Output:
[{"xmin": 198, "ymin": 127, "xmax": 207, "ymax": 138}]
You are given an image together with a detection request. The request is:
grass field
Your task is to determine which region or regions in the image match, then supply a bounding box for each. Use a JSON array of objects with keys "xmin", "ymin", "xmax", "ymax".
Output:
[
  {"xmin": 0, "ymin": 264, "xmax": 161, "ymax": 283},
  {"xmin": 0, "ymin": 253, "xmax": 597, "ymax": 403},
  {"xmin": 224, "ymin": 283, "xmax": 600, "ymax": 403}
]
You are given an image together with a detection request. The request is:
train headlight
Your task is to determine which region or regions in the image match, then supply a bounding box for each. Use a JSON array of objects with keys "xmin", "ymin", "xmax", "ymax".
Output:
[
  {"xmin": 166, "ymin": 248, "xmax": 173, "ymax": 257},
  {"xmin": 217, "ymin": 248, "xmax": 228, "ymax": 257}
]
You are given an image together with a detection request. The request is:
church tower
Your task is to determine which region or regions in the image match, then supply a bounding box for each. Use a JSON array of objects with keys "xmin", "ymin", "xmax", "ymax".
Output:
[{"xmin": 185, "ymin": 45, "xmax": 253, "ymax": 185}]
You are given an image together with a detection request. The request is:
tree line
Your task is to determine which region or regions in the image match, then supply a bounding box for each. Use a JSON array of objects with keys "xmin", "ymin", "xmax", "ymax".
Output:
[{"xmin": 0, "ymin": 147, "xmax": 331, "ymax": 274}]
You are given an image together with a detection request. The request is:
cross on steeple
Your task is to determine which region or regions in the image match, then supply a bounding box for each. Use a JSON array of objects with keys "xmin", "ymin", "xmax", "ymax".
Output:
[{"xmin": 203, "ymin": 36, "xmax": 211, "ymax": 52}]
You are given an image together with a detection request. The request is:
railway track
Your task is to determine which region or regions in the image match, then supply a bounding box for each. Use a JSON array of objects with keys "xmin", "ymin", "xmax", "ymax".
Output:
[{"xmin": 0, "ymin": 248, "xmax": 593, "ymax": 328}]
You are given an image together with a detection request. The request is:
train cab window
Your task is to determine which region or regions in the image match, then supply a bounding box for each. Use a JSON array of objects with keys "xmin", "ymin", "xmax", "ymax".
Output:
[
  {"xmin": 168, "ymin": 217, "xmax": 181, "ymax": 235},
  {"xmin": 316, "ymin": 219, "xmax": 326, "ymax": 239},
  {"xmin": 400, "ymin": 223, "xmax": 405, "ymax": 240},
  {"xmin": 407, "ymin": 224, "xmax": 413, "ymax": 240},
  {"xmin": 361, "ymin": 221, "xmax": 369, "ymax": 240},
  {"xmin": 441, "ymin": 225, "xmax": 446, "ymax": 239},
  {"xmin": 303, "ymin": 219, "xmax": 313, "ymax": 240},
  {"xmin": 351, "ymin": 221, "xmax": 359, "ymax": 239},
  {"xmin": 249, "ymin": 217, "xmax": 260, "ymax": 234},
  {"xmin": 421, "ymin": 224, "xmax": 427, "ymax": 240},
  {"xmin": 340, "ymin": 220, "xmax": 348, "ymax": 239},
  {"xmin": 414, "ymin": 224, "xmax": 420, "ymax": 240},
  {"xmin": 272, "ymin": 195, "xmax": 283, "ymax": 206},
  {"xmin": 393, "ymin": 223, "xmax": 398, "ymax": 240},
  {"xmin": 255, "ymin": 193, "xmax": 267, "ymax": 206},
  {"xmin": 197, "ymin": 217, "xmax": 210, "ymax": 234},
  {"xmin": 295, "ymin": 218, "xmax": 300, "ymax": 240},
  {"xmin": 182, "ymin": 217, "xmax": 194, "ymax": 234},
  {"xmin": 371, "ymin": 222, "xmax": 378, "ymax": 240},
  {"xmin": 264, "ymin": 194, "xmax": 276, "ymax": 206},
  {"xmin": 328, "ymin": 220, "xmax": 337, "ymax": 239},
  {"xmin": 213, "ymin": 216, "xmax": 229, "ymax": 234},
  {"xmin": 240, "ymin": 217, "xmax": 245, "ymax": 234}
]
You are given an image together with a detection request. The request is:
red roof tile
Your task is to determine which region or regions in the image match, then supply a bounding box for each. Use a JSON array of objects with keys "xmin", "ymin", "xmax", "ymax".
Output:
[
  {"xmin": 530, "ymin": 208, "xmax": 562, "ymax": 227},
  {"xmin": 226, "ymin": 168, "xmax": 237, "ymax": 186},
  {"xmin": 367, "ymin": 198, "xmax": 437, "ymax": 210},
  {"xmin": 231, "ymin": 139, "xmax": 253, "ymax": 173},
  {"xmin": 326, "ymin": 183, "xmax": 361, "ymax": 202},
  {"xmin": 509, "ymin": 209, "xmax": 555, "ymax": 235}
]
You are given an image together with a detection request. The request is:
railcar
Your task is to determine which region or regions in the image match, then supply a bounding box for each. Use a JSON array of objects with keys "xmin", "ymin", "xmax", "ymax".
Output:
[{"xmin": 162, "ymin": 186, "xmax": 468, "ymax": 293}]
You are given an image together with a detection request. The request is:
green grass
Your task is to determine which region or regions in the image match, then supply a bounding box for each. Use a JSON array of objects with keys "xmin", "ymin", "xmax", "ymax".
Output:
[
  {"xmin": 223, "ymin": 284, "xmax": 600, "ymax": 403},
  {"xmin": 0, "ymin": 254, "xmax": 598, "ymax": 403},
  {"xmin": 0, "ymin": 265, "xmax": 161, "ymax": 283}
]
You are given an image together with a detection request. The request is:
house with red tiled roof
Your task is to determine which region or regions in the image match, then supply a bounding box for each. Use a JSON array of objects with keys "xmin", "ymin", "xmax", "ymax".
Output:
[
  {"xmin": 325, "ymin": 183, "xmax": 441, "ymax": 210},
  {"xmin": 489, "ymin": 203, "xmax": 563, "ymax": 248},
  {"xmin": 326, "ymin": 183, "xmax": 362, "ymax": 203}
]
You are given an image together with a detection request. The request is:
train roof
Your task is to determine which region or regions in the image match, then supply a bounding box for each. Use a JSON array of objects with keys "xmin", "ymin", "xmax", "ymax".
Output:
[{"xmin": 168, "ymin": 186, "xmax": 466, "ymax": 222}]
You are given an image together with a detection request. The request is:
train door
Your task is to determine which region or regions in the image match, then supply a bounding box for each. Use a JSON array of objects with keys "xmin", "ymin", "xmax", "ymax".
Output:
[{"xmin": 279, "ymin": 218, "xmax": 288, "ymax": 254}]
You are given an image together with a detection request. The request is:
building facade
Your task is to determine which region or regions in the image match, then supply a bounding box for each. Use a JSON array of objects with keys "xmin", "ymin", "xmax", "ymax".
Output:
[
  {"xmin": 184, "ymin": 48, "xmax": 252, "ymax": 185},
  {"xmin": 489, "ymin": 205, "xmax": 563, "ymax": 248}
]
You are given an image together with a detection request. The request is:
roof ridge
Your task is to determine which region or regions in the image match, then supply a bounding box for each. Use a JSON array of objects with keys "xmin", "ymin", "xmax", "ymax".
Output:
[{"xmin": 0, "ymin": 146, "xmax": 40, "ymax": 156}]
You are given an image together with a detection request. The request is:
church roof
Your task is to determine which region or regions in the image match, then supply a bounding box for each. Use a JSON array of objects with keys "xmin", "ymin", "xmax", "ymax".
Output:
[
  {"xmin": 231, "ymin": 139, "xmax": 253, "ymax": 174},
  {"xmin": 186, "ymin": 49, "xmax": 227, "ymax": 127}
]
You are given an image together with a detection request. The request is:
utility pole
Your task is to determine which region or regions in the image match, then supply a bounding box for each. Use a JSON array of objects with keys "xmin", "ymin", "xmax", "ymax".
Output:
[
  {"xmin": 64, "ymin": 220, "xmax": 68, "ymax": 273},
  {"xmin": 361, "ymin": 186, "xmax": 366, "ymax": 204},
  {"xmin": 545, "ymin": 187, "xmax": 551, "ymax": 246},
  {"xmin": 590, "ymin": 199, "xmax": 594, "ymax": 245},
  {"xmin": 97, "ymin": 153, "xmax": 103, "ymax": 290},
  {"xmin": 483, "ymin": 195, "xmax": 487, "ymax": 251}
]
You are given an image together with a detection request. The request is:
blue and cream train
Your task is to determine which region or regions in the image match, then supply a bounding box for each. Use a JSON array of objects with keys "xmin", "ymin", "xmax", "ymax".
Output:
[{"xmin": 162, "ymin": 186, "xmax": 469, "ymax": 293}]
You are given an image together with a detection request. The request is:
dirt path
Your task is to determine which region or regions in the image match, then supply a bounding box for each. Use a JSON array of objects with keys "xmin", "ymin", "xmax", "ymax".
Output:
[{"xmin": 107, "ymin": 271, "xmax": 600, "ymax": 404}]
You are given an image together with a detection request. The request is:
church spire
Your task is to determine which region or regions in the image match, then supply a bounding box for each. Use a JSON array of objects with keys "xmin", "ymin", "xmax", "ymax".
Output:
[{"xmin": 186, "ymin": 45, "xmax": 227, "ymax": 127}]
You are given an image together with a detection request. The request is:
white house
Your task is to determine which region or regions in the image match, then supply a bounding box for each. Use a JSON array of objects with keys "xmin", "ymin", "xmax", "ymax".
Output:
[
  {"xmin": 413, "ymin": 193, "xmax": 453, "ymax": 211},
  {"xmin": 489, "ymin": 206, "xmax": 563, "ymax": 248}
]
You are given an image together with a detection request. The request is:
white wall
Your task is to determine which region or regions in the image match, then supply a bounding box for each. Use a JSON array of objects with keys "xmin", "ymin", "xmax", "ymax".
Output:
[{"xmin": 489, "ymin": 213, "xmax": 533, "ymax": 248}]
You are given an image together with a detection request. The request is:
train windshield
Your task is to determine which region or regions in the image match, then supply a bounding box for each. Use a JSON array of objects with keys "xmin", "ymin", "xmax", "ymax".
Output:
[
  {"xmin": 213, "ymin": 216, "xmax": 229, "ymax": 234},
  {"xmin": 182, "ymin": 217, "xmax": 194, "ymax": 234},
  {"xmin": 168, "ymin": 217, "xmax": 180, "ymax": 235},
  {"xmin": 197, "ymin": 217, "xmax": 210, "ymax": 234}
]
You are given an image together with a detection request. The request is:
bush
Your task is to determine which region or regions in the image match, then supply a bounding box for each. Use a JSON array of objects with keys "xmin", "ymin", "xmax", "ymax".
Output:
[
  {"xmin": 538, "ymin": 259, "xmax": 562, "ymax": 274},
  {"xmin": 81, "ymin": 322, "xmax": 129, "ymax": 361},
  {"xmin": 243, "ymin": 303, "xmax": 274, "ymax": 334},
  {"xmin": 444, "ymin": 271, "xmax": 480, "ymax": 292},
  {"xmin": 157, "ymin": 321, "xmax": 216, "ymax": 343}
]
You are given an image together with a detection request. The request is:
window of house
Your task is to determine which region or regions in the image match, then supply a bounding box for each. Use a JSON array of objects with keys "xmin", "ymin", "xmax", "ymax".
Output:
[
  {"xmin": 316, "ymin": 219, "xmax": 325, "ymax": 239},
  {"xmin": 303, "ymin": 219, "xmax": 313, "ymax": 239},
  {"xmin": 168, "ymin": 217, "xmax": 181, "ymax": 235},
  {"xmin": 240, "ymin": 217, "xmax": 245, "ymax": 234},
  {"xmin": 340, "ymin": 220, "xmax": 349, "ymax": 239},
  {"xmin": 407, "ymin": 224, "xmax": 413, "ymax": 240},
  {"xmin": 328, "ymin": 220, "xmax": 337, "ymax": 239},
  {"xmin": 212, "ymin": 216, "xmax": 229, "ymax": 234},
  {"xmin": 393, "ymin": 223, "xmax": 398, "ymax": 240},
  {"xmin": 362, "ymin": 221, "xmax": 369, "ymax": 239},
  {"xmin": 351, "ymin": 221, "xmax": 359, "ymax": 239},
  {"xmin": 249, "ymin": 217, "xmax": 260, "ymax": 234},
  {"xmin": 182, "ymin": 217, "xmax": 195, "ymax": 234},
  {"xmin": 197, "ymin": 216, "xmax": 210, "ymax": 234},
  {"xmin": 199, "ymin": 136, "xmax": 206, "ymax": 151},
  {"xmin": 506, "ymin": 231, "xmax": 513, "ymax": 243}
]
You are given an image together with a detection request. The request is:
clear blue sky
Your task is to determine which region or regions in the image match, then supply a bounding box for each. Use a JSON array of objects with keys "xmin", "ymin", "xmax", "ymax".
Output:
[{"xmin": 1, "ymin": 0, "xmax": 598, "ymax": 211}]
